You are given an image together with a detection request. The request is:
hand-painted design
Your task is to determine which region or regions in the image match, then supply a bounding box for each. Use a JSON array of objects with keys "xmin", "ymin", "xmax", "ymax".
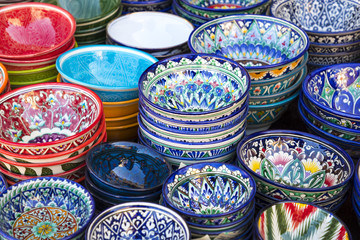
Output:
[
  {"xmin": 257, "ymin": 202, "xmax": 350, "ymax": 240},
  {"xmin": 308, "ymin": 43, "xmax": 360, "ymax": 54},
  {"xmin": 308, "ymin": 51, "xmax": 360, "ymax": 66},
  {"xmin": 0, "ymin": 173, "xmax": 6, "ymax": 195},
  {"xmin": 247, "ymin": 106, "xmax": 287, "ymax": 125}
]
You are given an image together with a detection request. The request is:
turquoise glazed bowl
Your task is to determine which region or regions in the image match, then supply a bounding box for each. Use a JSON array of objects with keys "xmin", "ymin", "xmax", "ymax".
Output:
[
  {"xmin": 189, "ymin": 15, "xmax": 309, "ymax": 81},
  {"xmin": 236, "ymin": 130, "xmax": 354, "ymax": 202},
  {"xmin": 0, "ymin": 177, "xmax": 95, "ymax": 240},
  {"xmin": 302, "ymin": 63, "xmax": 360, "ymax": 130},
  {"xmin": 85, "ymin": 202, "xmax": 190, "ymax": 240},
  {"xmin": 56, "ymin": 45, "xmax": 158, "ymax": 102},
  {"xmin": 138, "ymin": 53, "xmax": 251, "ymax": 122},
  {"xmin": 162, "ymin": 162, "xmax": 256, "ymax": 226}
]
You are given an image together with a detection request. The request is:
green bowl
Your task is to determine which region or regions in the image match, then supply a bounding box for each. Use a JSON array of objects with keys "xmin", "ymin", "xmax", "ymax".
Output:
[
  {"xmin": 10, "ymin": 75, "xmax": 58, "ymax": 89},
  {"xmin": 76, "ymin": 37, "xmax": 107, "ymax": 46},
  {"xmin": 8, "ymin": 64, "xmax": 58, "ymax": 83},
  {"xmin": 75, "ymin": 28, "xmax": 106, "ymax": 43}
]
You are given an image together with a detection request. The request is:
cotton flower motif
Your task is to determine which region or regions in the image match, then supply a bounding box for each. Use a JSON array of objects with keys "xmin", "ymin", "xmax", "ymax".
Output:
[
  {"xmin": 248, "ymin": 156, "xmax": 262, "ymax": 173},
  {"xmin": 46, "ymin": 94, "xmax": 57, "ymax": 106},
  {"xmin": 301, "ymin": 158, "xmax": 322, "ymax": 174},
  {"xmin": 79, "ymin": 100, "xmax": 88, "ymax": 112},
  {"xmin": 267, "ymin": 151, "xmax": 294, "ymax": 167},
  {"xmin": 324, "ymin": 173, "xmax": 338, "ymax": 187},
  {"xmin": 12, "ymin": 102, "xmax": 22, "ymax": 113},
  {"xmin": 54, "ymin": 114, "xmax": 71, "ymax": 129},
  {"xmin": 29, "ymin": 114, "xmax": 45, "ymax": 130},
  {"xmin": 8, "ymin": 128, "xmax": 22, "ymax": 142}
]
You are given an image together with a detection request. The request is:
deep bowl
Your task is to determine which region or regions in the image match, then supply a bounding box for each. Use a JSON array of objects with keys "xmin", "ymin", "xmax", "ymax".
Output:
[
  {"xmin": 0, "ymin": 63, "xmax": 9, "ymax": 95},
  {"xmin": 302, "ymin": 63, "xmax": 360, "ymax": 130},
  {"xmin": 0, "ymin": 82, "xmax": 103, "ymax": 155},
  {"xmin": 8, "ymin": 64, "xmax": 58, "ymax": 82},
  {"xmin": 236, "ymin": 130, "xmax": 354, "ymax": 202},
  {"xmin": 0, "ymin": 177, "xmax": 94, "ymax": 240},
  {"xmin": 56, "ymin": 45, "xmax": 158, "ymax": 102},
  {"xmin": 0, "ymin": 2, "xmax": 76, "ymax": 59},
  {"xmin": 162, "ymin": 162, "xmax": 256, "ymax": 226},
  {"xmin": 86, "ymin": 141, "xmax": 172, "ymax": 195},
  {"xmin": 188, "ymin": 15, "xmax": 309, "ymax": 81},
  {"xmin": 255, "ymin": 201, "xmax": 352, "ymax": 240},
  {"xmin": 138, "ymin": 53, "xmax": 251, "ymax": 122},
  {"xmin": 85, "ymin": 202, "xmax": 190, "ymax": 240}
]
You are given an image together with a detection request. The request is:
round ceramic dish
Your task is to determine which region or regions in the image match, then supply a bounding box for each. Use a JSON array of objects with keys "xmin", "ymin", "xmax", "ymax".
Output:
[
  {"xmin": 85, "ymin": 202, "xmax": 190, "ymax": 240},
  {"xmin": 107, "ymin": 12, "xmax": 194, "ymax": 54},
  {"xmin": 255, "ymin": 201, "xmax": 352, "ymax": 240},
  {"xmin": 0, "ymin": 177, "xmax": 95, "ymax": 240},
  {"xmin": 105, "ymin": 112, "xmax": 138, "ymax": 127},
  {"xmin": 138, "ymin": 53, "xmax": 250, "ymax": 122},
  {"xmin": 271, "ymin": 0, "xmax": 360, "ymax": 45},
  {"xmin": 10, "ymin": 75, "xmax": 57, "ymax": 89},
  {"xmin": 0, "ymin": 82, "xmax": 103, "ymax": 155},
  {"xmin": 162, "ymin": 162, "xmax": 256, "ymax": 226},
  {"xmin": 8, "ymin": 64, "xmax": 58, "ymax": 82},
  {"xmin": 0, "ymin": 63, "xmax": 9, "ymax": 95},
  {"xmin": 172, "ymin": 0, "xmax": 207, "ymax": 27},
  {"xmin": 309, "ymin": 39, "xmax": 360, "ymax": 54},
  {"xmin": 302, "ymin": 63, "xmax": 360, "ymax": 130},
  {"xmin": 0, "ymin": 2, "xmax": 76, "ymax": 59},
  {"xmin": 56, "ymin": 45, "xmax": 158, "ymax": 102},
  {"xmin": 236, "ymin": 130, "xmax": 354, "ymax": 202},
  {"xmin": 308, "ymin": 49, "xmax": 360, "ymax": 66},
  {"xmin": 0, "ymin": 172, "xmax": 6, "ymax": 195},
  {"xmin": 188, "ymin": 15, "xmax": 309, "ymax": 81},
  {"xmin": 106, "ymin": 122, "xmax": 138, "ymax": 142}
]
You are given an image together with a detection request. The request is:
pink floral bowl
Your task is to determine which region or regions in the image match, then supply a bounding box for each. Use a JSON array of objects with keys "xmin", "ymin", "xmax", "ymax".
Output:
[{"xmin": 0, "ymin": 82, "xmax": 103, "ymax": 155}]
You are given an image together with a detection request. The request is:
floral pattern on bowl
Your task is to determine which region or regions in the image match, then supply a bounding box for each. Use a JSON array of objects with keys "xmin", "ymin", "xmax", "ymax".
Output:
[
  {"xmin": 0, "ymin": 83, "xmax": 102, "ymax": 155},
  {"xmin": 189, "ymin": 15, "xmax": 309, "ymax": 81}
]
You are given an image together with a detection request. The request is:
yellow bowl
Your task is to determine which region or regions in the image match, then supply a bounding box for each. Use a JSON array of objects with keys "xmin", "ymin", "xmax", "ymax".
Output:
[
  {"xmin": 105, "ymin": 112, "xmax": 138, "ymax": 128},
  {"xmin": 106, "ymin": 122, "xmax": 138, "ymax": 142}
]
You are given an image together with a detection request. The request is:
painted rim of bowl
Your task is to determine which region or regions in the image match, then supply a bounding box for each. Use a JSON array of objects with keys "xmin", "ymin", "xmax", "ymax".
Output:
[
  {"xmin": 0, "ymin": 62, "xmax": 9, "ymax": 94},
  {"xmin": 248, "ymin": 89, "xmax": 299, "ymax": 109},
  {"xmin": 76, "ymin": 6, "xmax": 121, "ymax": 27},
  {"xmin": 181, "ymin": 0, "xmax": 270, "ymax": 13},
  {"xmin": 172, "ymin": 0, "xmax": 209, "ymax": 21}
]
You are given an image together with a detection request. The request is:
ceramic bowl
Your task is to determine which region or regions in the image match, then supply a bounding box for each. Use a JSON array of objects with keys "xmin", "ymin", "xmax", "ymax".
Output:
[
  {"xmin": 236, "ymin": 130, "xmax": 354, "ymax": 202},
  {"xmin": 0, "ymin": 177, "xmax": 94, "ymax": 240},
  {"xmin": 106, "ymin": 122, "xmax": 138, "ymax": 142},
  {"xmin": 308, "ymin": 50, "xmax": 360, "ymax": 66},
  {"xmin": 57, "ymin": 45, "xmax": 158, "ymax": 102},
  {"xmin": 8, "ymin": 64, "xmax": 58, "ymax": 82},
  {"xmin": 122, "ymin": 0, "xmax": 172, "ymax": 14},
  {"xmin": 162, "ymin": 162, "xmax": 256, "ymax": 226},
  {"xmin": 0, "ymin": 63, "xmax": 9, "ymax": 95},
  {"xmin": 74, "ymin": 28, "xmax": 106, "ymax": 43},
  {"xmin": 271, "ymin": 0, "xmax": 360, "ymax": 45},
  {"xmin": 179, "ymin": 0, "xmax": 271, "ymax": 19},
  {"xmin": 172, "ymin": 0, "xmax": 207, "ymax": 27},
  {"xmin": 188, "ymin": 15, "xmax": 309, "ymax": 81},
  {"xmin": 0, "ymin": 173, "xmax": 6, "ymax": 195},
  {"xmin": 308, "ymin": 39, "xmax": 360, "ymax": 54},
  {"xmin": 107, "ymin": 12, "xmax": 194, "ymax": 57},
  {"xmin": 250, "ymin": 66, "xmax": 306, "ymax": 105},
  {"xmin": 86, "ymin": 202, "xmax": 190, "ymax": 240},
  {"xmin": 0, "ymin": 82, "xmax": 103, "ymax": 155},
  {"xmin": 0, "ymin": 3, "xmax": 76, "ymax": 59},
  {"xmin": 10, "ymin": 75, "xmax": 57, "ymax": 89},
  {"xmin": 105, "ymin": 112, "xmax": 138, "ymax": 128},
  {"xmin": 255, "ymin": 201, "xmax": 352, "ymax": 240},
  {"xmin": 86, "ymin": 142, "xmax": 171, "ymax": 195},
  {"xmin": 302, "ymin": 63, "xmax": 360, "ymax": 130},
  {"xmin": 138, "ymin": 54, "xmax": 250, "ymax": 122}
]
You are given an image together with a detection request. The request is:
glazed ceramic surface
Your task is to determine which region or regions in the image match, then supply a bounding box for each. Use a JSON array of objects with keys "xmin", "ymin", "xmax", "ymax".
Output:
[
  {"xmin": 0, "ymin": 83, "xmax": 103, "ymax": 155},
  {"xmin": 256, "ymin": 202, "xmax": 351, "ymax": 240},
  {"xmin": 302, "ymin": 63, "xmax": 360, "ymax": 130},
  {"xmin": 8, "ymin": 64, "xmax": 58, "ymax": 83},
  {"xmin": 139, "ymin": 54, "xmax": 250, "ymax": 121},
  {"xmin": 189, "ymin": 15, "xmax": 309, "ymax": 81},
  {"xmin": 237, "ymin": 130, "xmax": 354, "ymax": 202},
  {"xmin": 57, "ymin": 45, "xmax": 158, "ymax": 102},
  {"xmin": 0, "ymin": 177, "xmax": 94, "ymax": 240},
  {"xmin": 0, "ymin": 173, "xmax": 6, "ymax": 195},
  {"xmin": 0, "ymin": 3, "xmax": 76, "ymax": 59},
  {"xmin": 162, "ymin": 163, "xmax": 256, "ymax": 225},
  {"xmin": 308, "ymin": 50, "xmax": 360, "ymax": 66}
]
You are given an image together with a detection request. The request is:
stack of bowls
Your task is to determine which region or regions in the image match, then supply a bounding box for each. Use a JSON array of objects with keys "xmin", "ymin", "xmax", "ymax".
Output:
[
  {"xmin": 236, "ymin": 130, "xmax": 354, "ymax": 212},
  {"xmin": 122, "ymin": 0, "xmax": 172, "ymax": 14},
  {"xmin": 188, "ymin": 14, "xmax": 309, "ymax": 133},
  {"xmin": 138, "ymin": 54, "xmax": 251, "ymax": 169},
  {"xmin": 36, "ymin": 0, "xmax": 122, "ymax": 46},
  {"xmin": 352, "ymin": 161, "xmax": 360, "ymax": 225},
  {"xmin": 0, "ymin": 83, "xmax": 105, "ymax": 185},
  {"xmin": 0, "ymin": 3, "xmax": 77, "ymax": 89},
  {"xmin": 106, "ymin": 12, "xmax": 194, "ymax": 60},
  {"xmin": 0, "ymin": 0, "xmax": 31, "ymax": 7},
  {"xmin": 56, "ymin": 45, "xmax": 158, "ymax": 141},
  {"xmin": 162, "ymin": 162, "xmax": 256, "ymax": 239},
  {"xmin": 85, "ymin": 142, "xmax": 172, "ymax": 212},
  {"xmin": 271, "ymin": 0, "xmax": 360, "ymax": 70},
  {"xmin": 254, "ymin": 201, "xmax": 352, "ymax": 240},
  {"xmin": 0, "ymin": 63, "xmax": 10, "ymax": 96},
  {"xmin": 299, "ymin": 63, "xmax": 360, "ymax": 159},
  {"xmin": 173, "ymin": 0, "xmax": 271, "ymax": 27},
  {"xmin": 0, "ymin": 177, "xmax": 95, "ymax": 240}
]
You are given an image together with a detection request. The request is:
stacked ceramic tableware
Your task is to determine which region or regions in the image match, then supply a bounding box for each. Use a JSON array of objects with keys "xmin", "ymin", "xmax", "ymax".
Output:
[
  {"xmin": 162, "ymin": 162, "xmax": 256, "ymax": 239},
  {"xmin": 352, "ymin": 161, "xmax": 360, "ymax": 226},
  {"xmin": 56, "ymin": 45, "xmax": 158, "ymax": 142},
  {"xmin": 271, "ymin": 0, "xmax": 360, "ymax": 70},
  {"xmin": 106, "ymin": 12, "xmax": 194, "ymax": 60},
  {"xmin": 236, "ymin": 130, "xmax": 354, "ymax": 212},
  {"xmin": 188, "ymin": 14, "xmax": 310, "ymax": 133},
  {"xmin": 0, "ymin": 3, "xmax": 77, "ymax": 89},
  {"xmin": 0, "ymin": 83, "xmax": 106, "ymax": 185},
  {"xmin": 0, "ymin": 63, "xmax": 11, "ymax": 95},
  {"xmin": 85, "ymin": 142, "xmax": 172, "ymax": 212},
  {"xmin": 36, "ymin": 0, "xmax": 122, "ymax": 46},
  {"xmin": 122, "ymin": 0, "xmax": 172, "ymax": 14},
  {"xmin": 0, "ymin": 0, "xmax": 31, "ymax": 7},
  {"xmin": 299, "ymin": 63, "xmax": 360, "ymax": 160},
  {"xmin": 137, "ymin": 54, "xmax": 251, "ymax": 169},
  {"xmin": 172, "ymin": 0, "xmax": 271, "ymax": 27}
]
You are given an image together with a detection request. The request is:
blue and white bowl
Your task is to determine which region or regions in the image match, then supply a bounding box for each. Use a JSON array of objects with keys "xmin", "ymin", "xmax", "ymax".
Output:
[{"xmin": 0, "ymin": 173, "xmax": 6, "ymax": 195}]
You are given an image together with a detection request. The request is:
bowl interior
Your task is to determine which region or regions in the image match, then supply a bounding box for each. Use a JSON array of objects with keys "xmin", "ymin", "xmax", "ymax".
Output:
[
  {"xmin": 183, "ymin": 0, "xmax": 266, "ymax": 9},
  {"xmin": 0, "ymin": 3, "xmax": 75, "ymax": 58},
  {"xmin": 87, "ymin": 142, "xmax": 170, "ymax": 191},
  {"xmin": 58, "ymin": 46, "xmax": 157, "ymax": 89},
  {"xmin": 238, "ymin": 133, "xmax": 352, "ymax": 189},
  {"xmin": 0, "ymin": 178, "xmax": 94, "ymax": 239},
  {"xmin": 304, "ymin": 64, "xmax": 360, "ymax": 116},
  {"xmin": 189, "ymin": 15, "xmax": 307, "ymax": 67},
  {"xmin": 0, "ymin": 85, "xmax": 101, "ymax": 144}
]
